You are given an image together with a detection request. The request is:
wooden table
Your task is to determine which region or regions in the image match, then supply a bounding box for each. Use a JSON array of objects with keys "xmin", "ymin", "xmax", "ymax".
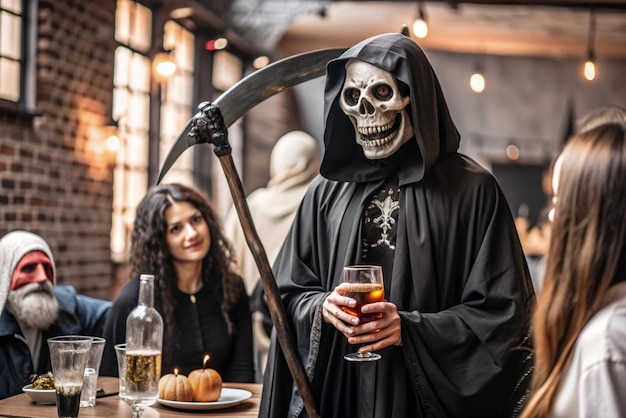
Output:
[{"xmin": 0, "ymin": 377, "xmax": 262, "ymax": 417}]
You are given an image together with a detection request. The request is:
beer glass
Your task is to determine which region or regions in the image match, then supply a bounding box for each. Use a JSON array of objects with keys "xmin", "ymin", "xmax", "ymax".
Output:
[
  {"xmin": 341, "ymin": 265, "xmax": 384, "ymax": 361},
  {"xmin": 47, "ymin": 336, "xmax": 92, "ymax": 418},
  {"xmin": 115, "ymin": 342, "xmax": 161, "ymax": 418}
]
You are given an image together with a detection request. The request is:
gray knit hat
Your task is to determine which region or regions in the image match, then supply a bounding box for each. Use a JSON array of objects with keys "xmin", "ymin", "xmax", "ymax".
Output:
[{"xmin": 0, "ymin": 230, "xmax": 56, "ymax": 315}]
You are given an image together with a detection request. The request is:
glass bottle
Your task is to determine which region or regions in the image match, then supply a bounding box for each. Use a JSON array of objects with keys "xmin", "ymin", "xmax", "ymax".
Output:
[{"xmin": 124, "ymin": 274, "xmax": 163, "ymax": 415}]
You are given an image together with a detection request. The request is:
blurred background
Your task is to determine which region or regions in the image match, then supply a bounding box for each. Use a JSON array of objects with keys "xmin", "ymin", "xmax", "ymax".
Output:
[{"xmin": 1, "ymin": 0, "xmax": 625, "ymax": 298}]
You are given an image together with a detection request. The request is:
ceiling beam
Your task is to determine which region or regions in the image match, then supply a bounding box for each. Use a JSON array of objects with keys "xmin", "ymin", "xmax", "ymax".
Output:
[{"xmin": 333, "ymin": 0, "xmax": 626, "ymax": 10}]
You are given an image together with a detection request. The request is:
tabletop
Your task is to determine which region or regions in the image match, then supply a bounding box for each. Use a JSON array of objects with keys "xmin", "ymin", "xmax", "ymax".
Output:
[{"xmin": 0, "ymin": 377, "xmax": 262, "ymax": 418}]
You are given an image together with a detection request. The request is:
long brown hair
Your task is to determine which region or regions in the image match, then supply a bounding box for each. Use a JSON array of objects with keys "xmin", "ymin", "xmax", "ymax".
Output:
[
  {"xmin": 130, "ymin": 183, "xmax": 240, "ymax": 361},
  {"xmin": 521, "ymin": 123, "xmax": 626, "ymax": 417}
]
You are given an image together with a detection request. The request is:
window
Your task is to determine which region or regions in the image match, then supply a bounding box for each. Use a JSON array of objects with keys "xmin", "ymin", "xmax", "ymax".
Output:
[
  {"xmin": 110, "ymin": 1, "xmax": 196, "ymax": 262},
  {"xmin": 158, "ymin": 20, "xmax": 195, "ymax": 186},
  {"xmin": 110, "ymin": 0, "xmax": 152, "ymax": 261},
  {"xmin": 0, "ymin": 0, "xmax": 35, "ymax": 111}
]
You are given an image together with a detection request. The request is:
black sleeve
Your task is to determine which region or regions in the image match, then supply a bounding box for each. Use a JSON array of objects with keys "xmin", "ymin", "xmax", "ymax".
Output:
[{"xmin": 224, "ymin": 278, "xmax": 255, "ymax": 383}]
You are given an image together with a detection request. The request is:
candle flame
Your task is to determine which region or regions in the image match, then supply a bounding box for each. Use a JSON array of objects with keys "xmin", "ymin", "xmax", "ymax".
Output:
[
  {"xmin": 203, "ymin": 354, "xmax": 210, "ymax": 368},
  {"xmin": 174, "ymin": 368, "xmax": 179, "ymax": 376}
]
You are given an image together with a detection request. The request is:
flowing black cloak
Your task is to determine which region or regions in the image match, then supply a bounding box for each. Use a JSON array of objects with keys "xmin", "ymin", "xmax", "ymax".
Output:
[{"xmin": 259, "ymin": 33, "xmax": 534, "ymax": 418}]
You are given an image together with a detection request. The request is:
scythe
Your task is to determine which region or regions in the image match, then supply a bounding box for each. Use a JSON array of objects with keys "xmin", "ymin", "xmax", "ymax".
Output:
[{"xmin": 157, "ymin": 48, "xmax": 346, "ymax": 418}]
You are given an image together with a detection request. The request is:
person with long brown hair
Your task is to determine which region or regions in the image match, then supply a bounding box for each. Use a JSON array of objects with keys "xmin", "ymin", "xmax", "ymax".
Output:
[
  {"xmin": 100, "ymin": 183, "xmax": 254, "ymax": 382},
  {"xmin": 520, "ymin": 122, "xmax": 626, "ymax": 418}
]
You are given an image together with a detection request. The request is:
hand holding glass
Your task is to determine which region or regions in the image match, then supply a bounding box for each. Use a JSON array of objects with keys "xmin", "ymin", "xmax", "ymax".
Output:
[
  {"xmin": 341, "ymin": 265, "xmax": 384, "ymax": 361},
  {"xmin": 47, "ymin": 336, "xmax": 92, "ymax": 418}
]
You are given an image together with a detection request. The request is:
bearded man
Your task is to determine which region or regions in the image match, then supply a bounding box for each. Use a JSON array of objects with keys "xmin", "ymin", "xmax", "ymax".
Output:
[
  {"xmin": 0, "ymin": 230, "xmax": 111, "ymax": 399},
  {"xmin": 259, "ymin": 33, "xmax": 535, "ymax": 418}
]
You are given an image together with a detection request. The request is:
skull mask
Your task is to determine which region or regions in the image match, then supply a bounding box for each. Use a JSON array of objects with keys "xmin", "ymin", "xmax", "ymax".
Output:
[{"xmin": 339, "ymin": 59, "xmax": 414, "ymax": 160}]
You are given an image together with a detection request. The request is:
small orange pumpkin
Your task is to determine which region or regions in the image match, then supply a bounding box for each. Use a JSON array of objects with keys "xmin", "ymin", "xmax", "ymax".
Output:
[
  {"xmin": 188, "ymin": 355, "xmax": 222, "ymax": 402},
  {"xmin": 158, "ymin": 370, "xmax": 193, "ymax": 402}
]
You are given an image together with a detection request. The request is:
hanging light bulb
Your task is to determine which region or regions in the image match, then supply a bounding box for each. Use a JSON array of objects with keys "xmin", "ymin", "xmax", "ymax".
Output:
[
  {"xmin": 412, "ymin": 3, "xmax": 428, "ymax": 39},
  {"xmin": 253, "ymin": 56, "xmax": 270, "ymax": 69},
  {"xmin": 506, "ymin": 143, "xmax": 520, "ymax": 161},
  {"xmin": 583, "ymin": 9, "xmax": 597, "ymax": 82},
  {"xmin": 584, "ymin": 55, "xmax": 596, "ymax": 81},
  {"xmin": 470, "ymin": 62, "xmax": 486, "ymax": 93}
]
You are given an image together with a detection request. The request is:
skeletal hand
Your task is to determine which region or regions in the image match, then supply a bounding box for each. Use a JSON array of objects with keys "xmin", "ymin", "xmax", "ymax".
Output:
[{"xmin": 189, "ymin": 101, "xmax": 231, "ymax": 155}]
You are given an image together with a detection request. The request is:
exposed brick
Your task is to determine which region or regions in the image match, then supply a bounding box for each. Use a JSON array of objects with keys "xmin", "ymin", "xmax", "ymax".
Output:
[
  {"xmin": 0, "ymin": 145, "xmax": 15, "ymax": 156},
  {"xmin": 1, "ymin": 179, "xmax": 15, "ymax": 189},
  {"xmin": 0, "ymin": 1, "xmax": 118, "ymax": 298}
]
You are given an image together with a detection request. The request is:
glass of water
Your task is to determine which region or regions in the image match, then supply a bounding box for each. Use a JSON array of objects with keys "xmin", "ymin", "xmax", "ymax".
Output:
[
  {"xmin": 79, "ymin": 337, "xmax": 105, "ymax": 407},
  {"xmin": 114, "ymin": 343, "xmax": 127, "ymax": 401}
]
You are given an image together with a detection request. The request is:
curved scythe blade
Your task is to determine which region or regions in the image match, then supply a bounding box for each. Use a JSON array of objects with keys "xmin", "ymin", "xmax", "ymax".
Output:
[{"xmin": 157, "ymin": 47, "xmax": 346, "ymax": 184}]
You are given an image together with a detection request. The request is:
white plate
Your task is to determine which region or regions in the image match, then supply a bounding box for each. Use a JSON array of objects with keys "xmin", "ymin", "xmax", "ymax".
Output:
[
  {"xmin": 22, "ymin": 384, "xmax": 56, "ymax": 405},
  {"xmin": 157, "ymin": 388, "xmax": 252, "ymax": 411}
]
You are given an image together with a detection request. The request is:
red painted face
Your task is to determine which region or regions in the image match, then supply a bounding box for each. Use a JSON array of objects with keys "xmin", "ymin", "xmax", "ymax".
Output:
[{"xmin": 10, "ymin": 251, "xmax": 54, "ymax": 291}]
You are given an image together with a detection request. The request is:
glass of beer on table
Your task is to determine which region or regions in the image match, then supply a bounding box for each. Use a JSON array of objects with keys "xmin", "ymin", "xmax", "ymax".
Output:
[
  {"xmin": 341, "ymin": 265, "xmax": 384, "ymax": 362},
  {"xmin": 47, "ymin": 336, "xmax": 92, "ymax": 418}
]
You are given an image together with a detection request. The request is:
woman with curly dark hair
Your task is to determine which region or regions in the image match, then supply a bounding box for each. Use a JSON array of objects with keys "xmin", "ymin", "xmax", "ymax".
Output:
[{"xmin": 100, "ymin": 183, "xmax": 254, "ymax": 382}]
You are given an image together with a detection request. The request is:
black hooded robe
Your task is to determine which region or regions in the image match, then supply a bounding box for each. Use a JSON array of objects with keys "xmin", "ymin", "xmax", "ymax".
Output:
[{"xmin": 259, "ymin": 33, "xmax": 535, "ymax": 418}]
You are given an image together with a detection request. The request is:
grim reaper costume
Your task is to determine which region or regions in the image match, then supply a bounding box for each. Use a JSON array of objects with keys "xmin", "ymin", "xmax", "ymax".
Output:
[{"xmin": 260, "ymin": 33, "xmax": 534, "ymax": 418}]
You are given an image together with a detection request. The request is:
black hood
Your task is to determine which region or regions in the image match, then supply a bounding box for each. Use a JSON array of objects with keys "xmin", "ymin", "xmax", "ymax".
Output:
[{"xmin": 320, "ymin": 33, "xmax": 460, "ymax": 184}]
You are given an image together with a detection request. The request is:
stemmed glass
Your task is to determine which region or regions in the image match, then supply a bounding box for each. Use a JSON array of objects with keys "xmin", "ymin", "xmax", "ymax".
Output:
[
  {"xmin": 115, "ymin": 343, "xmax": 161, "ymax": 418},
  {"xmin": 341, "ymin": 265, "xmax": 385, "ymax": 362}
]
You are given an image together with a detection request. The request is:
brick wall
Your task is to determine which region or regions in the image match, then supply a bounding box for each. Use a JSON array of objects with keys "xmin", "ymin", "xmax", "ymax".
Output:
[{"xmin": 0, "ymin": 0, "xmax": 117, "ymax": 299}]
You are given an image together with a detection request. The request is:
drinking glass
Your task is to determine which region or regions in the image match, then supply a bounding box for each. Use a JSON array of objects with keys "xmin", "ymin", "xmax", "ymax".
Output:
[
  {"xmin": 115, "ymin": 343, "xmax": 161, "ymax": 418},
  {"xmin": 80, "ymin": 337, "xmax": 105, "ymax": 407},
  {"xmin": 47, "ymin": 336, "xmax": 92, "ymax": 418},
  {"xmin": 114, "ymin": 344, "xmax": 128, "ymax": 401},
  {"xmin": 341, "ymin": 265, "xmax": 385, "ymax": 362}
]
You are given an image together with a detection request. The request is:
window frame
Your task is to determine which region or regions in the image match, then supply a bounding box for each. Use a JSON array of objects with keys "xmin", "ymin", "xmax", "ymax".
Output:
[{"xmin": 0, "ymin": 0, "xmax": 38, "ymax": 116}]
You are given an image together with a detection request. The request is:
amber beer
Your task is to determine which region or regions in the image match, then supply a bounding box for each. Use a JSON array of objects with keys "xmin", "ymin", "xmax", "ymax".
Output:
[{"xmin": 342, "ymin": 282, "xmax": 384, "ymax": 323}]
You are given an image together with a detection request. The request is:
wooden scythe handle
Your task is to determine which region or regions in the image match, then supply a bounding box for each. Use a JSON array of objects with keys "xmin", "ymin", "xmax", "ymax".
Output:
[{"xmin": 192, "ymin": 103, "xmax": 319, "ymax": 418}]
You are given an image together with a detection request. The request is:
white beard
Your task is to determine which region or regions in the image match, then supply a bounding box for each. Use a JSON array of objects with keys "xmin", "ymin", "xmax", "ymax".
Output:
[{"xmin": 6, "ymin": 282, "xmax": 59, "ymax": 330}]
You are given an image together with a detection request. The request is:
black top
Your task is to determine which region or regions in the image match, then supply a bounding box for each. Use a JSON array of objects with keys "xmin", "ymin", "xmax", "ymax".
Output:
[{"xmin": 100, "ymin": 277, "xmax": 254, "ymax": 382}]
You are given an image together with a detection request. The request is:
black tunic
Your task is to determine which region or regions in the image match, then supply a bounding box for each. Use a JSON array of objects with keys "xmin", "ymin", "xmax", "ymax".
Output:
[{"xmin": 259, "ymin": 33, "xmax": 535, "ymax": 418}]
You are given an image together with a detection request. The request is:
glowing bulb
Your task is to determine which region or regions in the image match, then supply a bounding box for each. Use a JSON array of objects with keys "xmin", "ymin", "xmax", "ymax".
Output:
[
  {"xmin": 584, "ymin": 60, "xmax": 596, "ymax": 81},
  {"xmin": 106, "ymin": 134, "xmax": 120, "ymax": 152},
  {"xmin": 470, "ymin": 72, "xmax": 486, "ymax": 93},
  {"xmin": 153, "ymin": 52, "xmax": 176, "ymax": 79},
  {"xmin": 214, "ymin": 38, "xmax": 228, "ymax": 50},
  {"xmin": 253, "ymin": 56, "xmax": 270, "ymax": 69},
  {"xmin": 413, "ymin": 19, "xmax": 428, "ymax": 38},
  {"xmin": 506, "ymin": 144, "xmax": 520, "ymax": 161},
  {"xmin": 155, "ymin": 61, "xmax": 176, "ymax": 77}
]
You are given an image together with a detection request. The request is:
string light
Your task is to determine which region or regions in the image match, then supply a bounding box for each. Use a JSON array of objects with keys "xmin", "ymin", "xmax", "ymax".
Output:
[
  {"xmin": 412, "ymin": 2, "xmax": 428, "ymax": 39},
  {"xmin": 583, "ymin": 9, "xmax": 597, "ymax": 82},
  {"xmin": 506, "ymin": 143, "xmax": 520, "ymax": 161},
  {"xmin": 470, "ymin": 62, "xmax": 486, "ymax": 93},
  {"xmin": 205, "ymin": 37, "xmax": 228, "ymax": 51},
  {"xmin": 253, "ymin": 56, "xmax": 270, "ymax": 69}
]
